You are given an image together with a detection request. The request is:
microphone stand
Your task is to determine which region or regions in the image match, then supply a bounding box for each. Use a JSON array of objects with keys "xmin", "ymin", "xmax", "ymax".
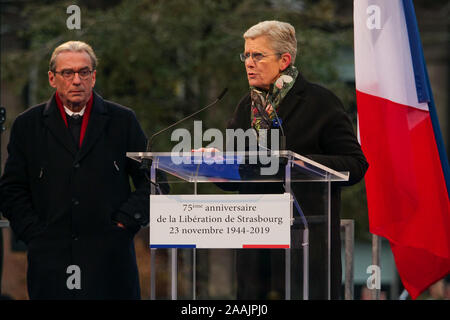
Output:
[
  {"xmin": 0, "ymin": 107, "xmax": 5, "ymax": 296},
  {"xmin": 140, "ymin": 88, "xmax": 228, "ymax": 180}
]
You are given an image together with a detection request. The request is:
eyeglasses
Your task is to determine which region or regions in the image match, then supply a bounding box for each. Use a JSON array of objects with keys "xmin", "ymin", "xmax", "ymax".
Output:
[
  {"xmin": 239, "ymin": 52, "xmax": 281, "ymax": 63},
  {"xmin": 52, "ymin": 68, "xmax": 94, "ymax": 80}
]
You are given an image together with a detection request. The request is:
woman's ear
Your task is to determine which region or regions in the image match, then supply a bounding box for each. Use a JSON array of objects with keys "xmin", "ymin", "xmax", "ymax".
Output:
[{"xmin": 279, "ymin": 53, "xmax": 292, "ymax": 71}]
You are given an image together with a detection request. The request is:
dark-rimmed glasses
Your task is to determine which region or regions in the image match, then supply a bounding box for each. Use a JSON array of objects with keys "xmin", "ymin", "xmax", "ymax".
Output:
[
  {"xmin": 239, "ymin": 52, "xmax": 281, "ymax": 63},
  {"xmin": 52, "ymin": 68, "xmax": 94, "ymax": 80}
]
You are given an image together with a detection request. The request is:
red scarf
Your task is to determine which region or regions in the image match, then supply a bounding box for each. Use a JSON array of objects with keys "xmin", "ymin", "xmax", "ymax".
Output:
[{"xmin": 55, "ymin": 91, "xmax": 93, "ymax": 148}]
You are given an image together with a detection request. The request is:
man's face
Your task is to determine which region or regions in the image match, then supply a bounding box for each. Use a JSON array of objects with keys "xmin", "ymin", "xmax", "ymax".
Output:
[{"xmin": 48, "ymin": 51, "xmax": 96, "ymax": 110}]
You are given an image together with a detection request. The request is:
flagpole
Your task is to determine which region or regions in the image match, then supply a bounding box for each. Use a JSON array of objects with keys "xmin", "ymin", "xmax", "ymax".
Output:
[{"xmin": 371, "ymin": 234, "xmax": 381, "ymax": 300}]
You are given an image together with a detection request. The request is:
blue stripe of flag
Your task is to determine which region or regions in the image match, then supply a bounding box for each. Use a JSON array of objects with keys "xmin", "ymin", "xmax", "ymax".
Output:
[
  {"xmin": 403, "ymin": 0, "xmax": 450, "ymax": 198},
  {"xmin": 402, "ymin": 0, "xmax": 429, "ymax": 104}
]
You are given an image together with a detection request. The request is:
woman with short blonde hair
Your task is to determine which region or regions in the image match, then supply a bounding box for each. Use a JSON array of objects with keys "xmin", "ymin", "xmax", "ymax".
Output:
[{"xmin": 227, "ymin": 20, "xmax": 368, "ymax": 300}]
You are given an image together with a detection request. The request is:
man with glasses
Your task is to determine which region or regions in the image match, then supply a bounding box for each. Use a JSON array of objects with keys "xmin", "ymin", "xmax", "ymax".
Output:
[{"xmin": 0, "ymin": 41, "xmax": 153, "ymax": 299}]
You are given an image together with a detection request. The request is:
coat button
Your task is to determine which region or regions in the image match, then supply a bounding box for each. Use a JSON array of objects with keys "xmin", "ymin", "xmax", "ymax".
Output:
[
  {"xmin": 134, "ymin": 213, "xmax": 141, "ymax": 219},
  {"xmin": 72, "ymin": 198, "xmax": 80, "ymax": 206},
  {"xmin": 72, "ymin": 234, "xmax": 79, "ymax": 241},
  {"xmin": 74, "ymin": 163, "xmax": 80, "ymax": 169}
]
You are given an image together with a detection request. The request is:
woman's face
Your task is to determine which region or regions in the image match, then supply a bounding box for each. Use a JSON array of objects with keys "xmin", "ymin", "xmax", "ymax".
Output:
[{"xmin": 243, "ymin": 36, "xmax": 289, "ymax": 90}]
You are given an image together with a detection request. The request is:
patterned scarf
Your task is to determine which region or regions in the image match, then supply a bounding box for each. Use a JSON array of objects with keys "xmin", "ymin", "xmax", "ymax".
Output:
[{"xmin": 250, "ymin": 65, "xmax": 299, "ymax": 132}]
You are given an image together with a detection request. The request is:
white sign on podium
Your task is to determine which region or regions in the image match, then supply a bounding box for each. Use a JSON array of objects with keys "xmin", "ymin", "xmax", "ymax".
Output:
[{"xmin": 150, "ymin": 193, "xmax": 291, "ymax": 249}]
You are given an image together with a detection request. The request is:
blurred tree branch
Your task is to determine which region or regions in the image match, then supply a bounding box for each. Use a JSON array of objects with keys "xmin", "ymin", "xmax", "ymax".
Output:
[{"xmin": 2, "ymin": 0, "xmax": 369, "ymax": 238}]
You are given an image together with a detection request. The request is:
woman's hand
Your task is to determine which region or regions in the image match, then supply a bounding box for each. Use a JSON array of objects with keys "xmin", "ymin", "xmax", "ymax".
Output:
[{"xmin": 191, "ymin": 147, "xmax": 221, "ymax": 153}]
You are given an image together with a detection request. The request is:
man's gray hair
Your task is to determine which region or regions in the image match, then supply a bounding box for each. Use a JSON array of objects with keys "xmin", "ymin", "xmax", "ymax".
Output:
[
  {"xmin": 243, "ymin": 20, "xmax": 297, "ymax": 65},
  {"xmin": 49, "ymin": 41, "xmax": 98, "ymax": 72}
]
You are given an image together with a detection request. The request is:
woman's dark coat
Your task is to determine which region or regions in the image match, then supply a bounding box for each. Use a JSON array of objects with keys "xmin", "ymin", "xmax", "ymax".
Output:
[
  {"xmin": 0, "ymin": 91, "xmax": 152, "ymax": 299},
  {"xmin": 227, "ymin": 73, "xmax": 368, "ymax": 299}
]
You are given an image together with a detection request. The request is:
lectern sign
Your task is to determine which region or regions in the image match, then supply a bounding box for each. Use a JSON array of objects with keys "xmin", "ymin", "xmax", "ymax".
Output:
[{"xmin": 150, "ymin": 194, "xmax": 291, "ymax": 249}]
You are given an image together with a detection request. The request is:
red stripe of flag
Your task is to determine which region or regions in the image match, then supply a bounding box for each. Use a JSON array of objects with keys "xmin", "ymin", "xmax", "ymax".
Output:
[{"xmin": 357, "ymin": 90, "xmax": 450, "ymax": 299}]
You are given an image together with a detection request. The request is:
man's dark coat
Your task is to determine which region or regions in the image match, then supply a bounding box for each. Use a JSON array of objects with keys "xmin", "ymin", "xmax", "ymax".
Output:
[
  {"xmin": 0, "ymin": 92, "xmax": 151, "ymax": 299},
  {"xmin": 227, "ymin": 73, "xmax": 369, "ymax": 299}
]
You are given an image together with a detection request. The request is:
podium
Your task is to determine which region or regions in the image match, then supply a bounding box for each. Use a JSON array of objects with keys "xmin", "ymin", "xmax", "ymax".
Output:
[{"xmin": 127, "ymin": 151, "xmax": 349, "ymax": 300}]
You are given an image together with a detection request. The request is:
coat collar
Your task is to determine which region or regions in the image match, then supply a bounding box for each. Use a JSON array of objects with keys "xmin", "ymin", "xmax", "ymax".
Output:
[
  {"xmin": 43, "ymin": 91, "xmax": 109, "ymax": 161},
  {"xmin": 43, "ymin": 91, "xmax": 107, "ymax": 116},
  {"xmin": 276, "ymin": 71, "xmax": 308, "ymax": 120}
]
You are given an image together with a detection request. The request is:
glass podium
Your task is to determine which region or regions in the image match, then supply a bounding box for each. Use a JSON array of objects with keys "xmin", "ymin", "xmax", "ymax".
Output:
[{"xmin": 127, "ymin": 151, "xmax": 349, "ymax": 300}]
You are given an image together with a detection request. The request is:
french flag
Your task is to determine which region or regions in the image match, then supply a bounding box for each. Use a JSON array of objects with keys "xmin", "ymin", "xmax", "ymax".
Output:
[{"xmin": 354, "ymin": 0, "xmax": 450, "ymax": 299}]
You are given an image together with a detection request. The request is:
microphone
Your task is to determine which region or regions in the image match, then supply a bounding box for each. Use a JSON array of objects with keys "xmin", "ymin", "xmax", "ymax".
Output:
[
  {"xmin": 267, "ymin": 84, "xmax": 286, "ymax": 151},
  {"xmin": 271, "ymin": 106, "xmax": 286, "ymax": 151},
  {"xmin": 140, "ymin": 88, "xmax": 229, "ymax": 174}
]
